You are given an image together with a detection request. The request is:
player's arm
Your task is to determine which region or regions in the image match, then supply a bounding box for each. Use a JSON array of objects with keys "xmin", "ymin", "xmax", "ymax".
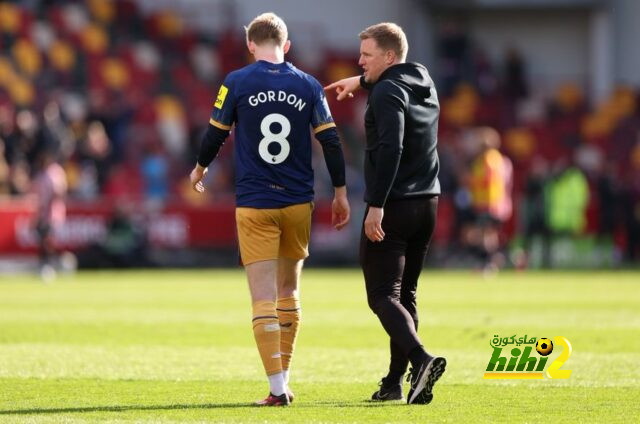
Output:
[
  {"xmin": 315, "ymin": 125, "xmax": 350, "ymax": 230},
  {"xmin": 190, "ymin": 123, "xmax": 231, "ymax": 192},
  {"xmin": 190, "ymin": 78, "xmax": 236, "ymax": 193},
  {"xmin": 315, "ymin": 125, "xmax": 345, "ymax": 188},
  {"xmin": 312, "ymin": 79, "xmax": 350, "ymax": 229}
]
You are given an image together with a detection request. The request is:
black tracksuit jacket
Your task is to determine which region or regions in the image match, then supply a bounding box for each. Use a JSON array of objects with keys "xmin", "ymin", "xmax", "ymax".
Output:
[{"xmin": 361, "ymin": 62, "xmax": 440, "ymax": 207}]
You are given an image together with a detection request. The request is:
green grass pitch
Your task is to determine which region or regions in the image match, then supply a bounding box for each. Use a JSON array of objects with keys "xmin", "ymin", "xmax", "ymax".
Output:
[{"xmin": 1, "ymin": 269, "xmax": 639, "ymax": 423}]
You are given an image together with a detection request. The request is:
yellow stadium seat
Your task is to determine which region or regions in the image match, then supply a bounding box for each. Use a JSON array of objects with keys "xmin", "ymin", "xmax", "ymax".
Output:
[
  {"xmin": 12, "ymin": 39, "xmax": 42, "ymax": 77},
  {"xmin": 82, "ymin": 24, "xmax": 109, "ymax": 54},
  {"xmin": 101, "ymin": 58, "xmax": 130, "ymax": 90}
]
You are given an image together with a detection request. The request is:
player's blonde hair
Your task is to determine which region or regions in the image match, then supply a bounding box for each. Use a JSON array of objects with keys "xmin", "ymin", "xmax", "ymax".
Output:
[
  {"xmin": 245, "ymin": 12, "xmax": 288, "ymax": 47},
  {"xmin": 359, "ymin": 22, "xmax": 408, "ymax": 62}
]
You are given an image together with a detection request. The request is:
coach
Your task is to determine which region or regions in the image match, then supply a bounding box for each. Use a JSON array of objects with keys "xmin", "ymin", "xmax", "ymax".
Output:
[{"xmin": 325, "ymin": 22, "xmax": 446, "ymax": 405}]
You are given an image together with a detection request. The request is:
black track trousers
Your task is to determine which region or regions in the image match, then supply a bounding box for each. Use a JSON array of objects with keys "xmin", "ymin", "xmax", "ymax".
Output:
[{"xmin": 359, "ymin": 196, "xmax": 438, "ymax": 373}]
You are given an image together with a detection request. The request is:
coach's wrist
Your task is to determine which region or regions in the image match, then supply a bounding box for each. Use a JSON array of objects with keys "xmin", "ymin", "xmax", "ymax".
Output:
[{"xmin": 334, "ymin": 185, "xmax": 347, "ymax": 198}]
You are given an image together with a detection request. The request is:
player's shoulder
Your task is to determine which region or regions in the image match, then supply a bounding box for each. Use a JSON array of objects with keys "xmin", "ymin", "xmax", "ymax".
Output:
[
  {"xmin": 286, "ymin": 62, "xmax": 322, "ymax": 89},
  {"xmin": 224, "ymin": 63, "xmax": 261, "ymax": 85}
]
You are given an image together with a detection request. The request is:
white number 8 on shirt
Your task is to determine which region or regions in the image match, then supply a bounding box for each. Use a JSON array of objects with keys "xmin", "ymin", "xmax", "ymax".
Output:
[{"xmin": 259, "ymin": 113, "xmax": 291, "ymax": 164}]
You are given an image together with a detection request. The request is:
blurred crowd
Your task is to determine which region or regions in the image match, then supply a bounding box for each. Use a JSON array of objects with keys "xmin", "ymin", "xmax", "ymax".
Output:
[
  {"xmin": 434, "ymin": 24, "xmax": 640, "ymax": 267},
  {"xmin": 0, "ymin": 0, "xmax": 241, "ymax": 206},
  {"xmin": 1, "ymin": 1, "xmax": 639, "ymax": 267}
]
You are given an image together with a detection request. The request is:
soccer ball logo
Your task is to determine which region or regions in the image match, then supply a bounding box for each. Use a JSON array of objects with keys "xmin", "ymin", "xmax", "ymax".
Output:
[{"xmin": 536, "ymin": 338, "xmax": 553, "ymax": 356}]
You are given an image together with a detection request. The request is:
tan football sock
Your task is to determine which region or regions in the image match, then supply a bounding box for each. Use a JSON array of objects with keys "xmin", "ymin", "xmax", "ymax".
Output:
[
  {"xmin": 252, "ymin": 300, "xmax": 282, "ymax": 376},
  {"xmin": 277, "ymin": 296, "xmax": 301, "ymax": 372}
]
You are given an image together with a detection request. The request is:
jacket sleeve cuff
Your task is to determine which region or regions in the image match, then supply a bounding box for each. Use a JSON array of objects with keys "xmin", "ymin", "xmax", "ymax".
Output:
[
  {"xmin": 367, "ymin": 198, "xmax": 385, "ymax": 208},
  {"xmin": 360, "ymin": 75, "xmax": 373, "ymax": 90}
]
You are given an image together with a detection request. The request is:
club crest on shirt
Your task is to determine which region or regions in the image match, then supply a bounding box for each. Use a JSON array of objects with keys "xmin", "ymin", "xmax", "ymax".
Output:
[{"xmin": 214, "ymin": 85, "xmax": 229, "ymax": 109}]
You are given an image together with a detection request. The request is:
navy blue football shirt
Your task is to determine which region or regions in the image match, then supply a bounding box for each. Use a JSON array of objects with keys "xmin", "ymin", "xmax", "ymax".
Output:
[{"xmin": 209, "ymin": 60, "xmax": 336, "ymax": 208}]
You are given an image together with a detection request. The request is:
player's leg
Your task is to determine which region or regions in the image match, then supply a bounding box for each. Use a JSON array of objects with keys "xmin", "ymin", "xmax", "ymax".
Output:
[
  {"xmin": 277, "ymin": 202, "xmax": 312, "ymax": 402},
  {"xmin": 36, "ymin": 220, "xmax": 56, "ymax": 281},
  {"xmin": 236, "ymin": 207, "xmax": 289, "ymax": 406},
  {"xmin": 276, "ymin": 257, "xmax": 302, "ymax": 402},
  {"xmin": 246, "ymin": 261, "xmax": 289, "ymax": 405}
]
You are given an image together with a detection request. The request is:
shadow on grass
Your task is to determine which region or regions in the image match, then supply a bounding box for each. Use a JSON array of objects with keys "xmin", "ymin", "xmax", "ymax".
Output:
[{"xmin": 0, "ymin": 400, "xmax": 403, "ymax": 415}]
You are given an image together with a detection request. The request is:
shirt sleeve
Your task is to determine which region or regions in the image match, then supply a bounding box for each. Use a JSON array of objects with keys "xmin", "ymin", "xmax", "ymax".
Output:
[
  {"xmin": 197, "ymin": 125, "xmax": 230, "ymax": 168},
  {"xmin": 368, "ymin": 81, "xmax": 406, "ymax": 207},
  {"xmin": 197, "ymin": 74, "xmax": 236, "ymax": 166},
  {"xmin": 309, "ymin": 78, "xmax": 345, "ymax": 187},
  {"xmin": 310, "ymin": 79, "xmax": 337, "ymax": 134},
  {"xmin": 209, "ymin": 74, "xmax": 238, "ymax": 131}
]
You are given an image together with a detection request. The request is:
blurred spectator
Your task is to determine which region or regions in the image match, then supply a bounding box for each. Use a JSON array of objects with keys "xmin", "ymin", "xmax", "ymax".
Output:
[
  {"xmin": 545, "ymin": 160, "xmax": 589, "ymax": 236},
  {"xmin": 9, "ymin": 158, "xmax": 31, "ymax": 195},
  {"xmin": 31, "ymin": 149, "xmax": 67, "ymax": 280},
  {"xmin": 437, "ymin": 21, "xmax": 470, "ymax": 96},
  {"xmin": 503, "ymin": 47, "xmax": 529, "ymax": 102},
  {"xmin": 595, "ymin": 160, "xmax": 619, "ymax": 240},
  {"xmin": 154, "ymin": 95, "xmax": 188, "ymax": 159},
  {"xmin": 622, "ymin": 140, "xmax": 640, "ymax": 262},
  {"xmin": 623, "ymin": 190, "xmax": 640, "ymax": 263},
  {"xmin": 42, "ymin": 100, "xmax": 75, "ymax": 159},
  {"xmin": 464, "ymin": 127, "xmax": 513, "ymax": 272},
  {"xmin": 502, "ymin": 48, "xmax": 529, "ymax": 127},
  {"xmin": 78, "ymin": 120, "xmax": 112, "ymax": 193},
  {"xmin": 0, "ymin": 138, "xmax": 9, "ymax": 194},
  {"xmin": 522, "ymin": 156, "xmax": 551, "ymax": 267},
  {"xmin": 140, "ymin": 142, "xmax": 169, "ymax": 205},
  {"xmin": 77, "ymin": 203, "xmax": 149, "ymax": 268},
  {"xmin": 0, "ymin": 105, "xmax": 17, "ymax": 163},
  {"xmin": 472, "ymin": 47, "xmax": 498, "ymax": 97},
  {"xmin": 14, "ymin": 109, "xmax": 46, "ymax": 165},
  {"xmin": 72, "ymin": 159, "xmax": 99, "ymax": 199}
]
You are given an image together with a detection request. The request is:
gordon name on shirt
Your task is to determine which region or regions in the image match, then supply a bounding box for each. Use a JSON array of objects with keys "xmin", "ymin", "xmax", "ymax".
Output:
[{"xmin": 248, "ymin": 90, "xmax": 307, "ymax": 112}]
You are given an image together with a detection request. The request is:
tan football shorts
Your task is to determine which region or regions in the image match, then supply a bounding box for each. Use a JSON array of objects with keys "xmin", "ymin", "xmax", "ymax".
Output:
[{"xmin": 236, "ymin": 202, "xmax": 313, "ymax": 265}]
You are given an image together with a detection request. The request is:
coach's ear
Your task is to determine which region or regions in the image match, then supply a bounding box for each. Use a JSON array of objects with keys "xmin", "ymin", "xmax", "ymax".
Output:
[
  {"xmin": 283, "ymin": 40, "xmax": 291, "ymax": 54},
  {"xmin": 247, "ymin": 40, "xmax": 256, "ymax": 55},
  {"xmin": 385, "ymin": 49, "xmax": 396, "ymax": 65}
]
